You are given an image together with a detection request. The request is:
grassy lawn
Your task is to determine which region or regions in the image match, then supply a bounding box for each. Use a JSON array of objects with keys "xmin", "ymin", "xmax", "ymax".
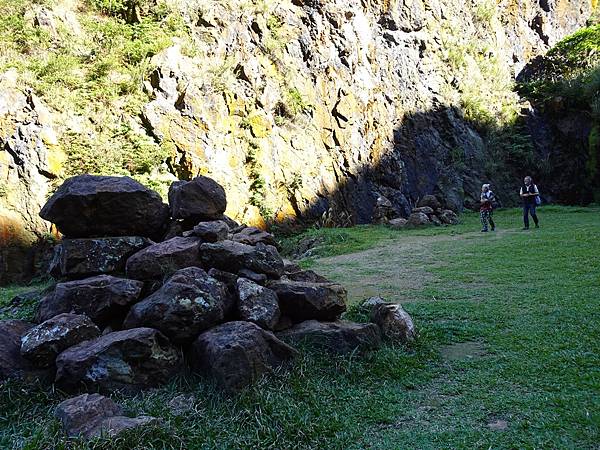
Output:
[{"xmin": 1, "ymin": 206, "xmax": 599, "ymax": 449}]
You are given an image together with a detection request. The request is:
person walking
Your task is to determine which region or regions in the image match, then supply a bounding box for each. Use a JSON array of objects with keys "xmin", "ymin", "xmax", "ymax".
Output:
[
  {"xmin": 480, "ymin": 183, "xmax": 496, "ymax": 232},
  {"xmin": 520, "ymin": 176, "xmax": 540, "ymax": 230}
]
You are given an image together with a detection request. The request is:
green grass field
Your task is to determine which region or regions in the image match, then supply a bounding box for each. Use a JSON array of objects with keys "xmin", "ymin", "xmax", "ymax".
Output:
[{"xmin": 1, "ymin": 206, "xmax": 599, "ymax": 449}]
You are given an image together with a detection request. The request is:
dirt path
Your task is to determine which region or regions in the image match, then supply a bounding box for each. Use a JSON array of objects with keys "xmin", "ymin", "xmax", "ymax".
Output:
[{"xmin": 312, "ymin": 229, "xmax": 513, "ymax": 305}]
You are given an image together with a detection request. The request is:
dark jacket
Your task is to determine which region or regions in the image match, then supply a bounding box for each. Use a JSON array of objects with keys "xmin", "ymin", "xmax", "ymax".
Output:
[{"xmin": 521, "ymin": 184, "xmax": 538, "ymax": 205}]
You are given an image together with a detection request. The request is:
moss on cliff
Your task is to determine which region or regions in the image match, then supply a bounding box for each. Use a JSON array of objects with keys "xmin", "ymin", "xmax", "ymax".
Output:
[{"xmin": 0, "ymin": 0, "xmax": 190, "ymax": 196}]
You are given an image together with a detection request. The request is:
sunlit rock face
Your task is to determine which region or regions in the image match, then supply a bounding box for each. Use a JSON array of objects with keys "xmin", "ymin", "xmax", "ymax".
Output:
[
  {"xmin": 140, "ymin": 0, "xmax": 590, "ymax": 219},
  {"xmin": 0, "ymin": 0, "xmax": 591, "ymax": 282}
]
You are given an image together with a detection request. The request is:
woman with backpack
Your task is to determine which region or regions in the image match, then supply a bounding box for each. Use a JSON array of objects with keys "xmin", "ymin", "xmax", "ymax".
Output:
[
  {"xmin": 480, "ymin": 183, "xmax": 496, "ymax": 232},
  {"xmin": 520, "ymin": 176, "xmax": 540, "ymax": 230}
]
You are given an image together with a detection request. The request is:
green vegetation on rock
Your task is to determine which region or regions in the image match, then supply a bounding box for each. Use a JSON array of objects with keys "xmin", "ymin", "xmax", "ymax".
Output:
[{"xmin": 0, "ymin": 0, "xmax": 190, "ymax": 195}]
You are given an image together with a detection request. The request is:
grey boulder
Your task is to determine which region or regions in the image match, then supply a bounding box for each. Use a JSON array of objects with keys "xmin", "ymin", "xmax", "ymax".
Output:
[
  {"xmin": 277, "ymin": 320, "xmax": 381, "ymax": 354},
  {"xmin": 200, "ymin": 240, "xmax": 284, "ymax": 278},
  {"xmin": 267, "ymin": 279, "xmax": 347, "ymax": 322},
  {"xmin": 408, "ymin": 212, "xmax": 431, "ymax": 226},
  {"xmin": 231, "ymin": 226, "xmax": 280, "ymax": 249},
  {"xmin": 186, "ymin": 220, "xmax": 229, "ymax": 242},
  {"xmin": 39, "ymin": 175, "xmax": 169, "ymax": 238},
  {"xmin": 35, "ymin": 275, "xmax": 144, "ymax": 327},
  {"xmin": 418, "ymin": 194, "xmax": 442, "ymax": 210},
  {"xmin": 21, "ymin": 314, "xmax": 100, "ymax": 367},
  {"xmin": 188, "ymin": 321, "xmax": 297, "ymax": 392},
  {"xmin": 370, "ymin": 303, "xmax": 417, "ymax": 344},
  {"xmin": 48, "ymin": 236, "xmax": 152, "ymax": 279},
  {"xmin": 125, "ymin": 236, "xmax": 202, "ymax": 280},
  {"xmin": 388, "ymin": 217, "xmax": 408, "ymax": 229},
  {"xmin": 0, "ymin": 320, "xmax": 51, "ymax": 382},
  {"xmin": 236, "ymin": 278, "xmax": 281, "ymax": 330},
  {"xmin": 439, "ymin": 209, "xmax": 459, "ymax": 225},
  {"xmin": 55, "ymin": 393, "xmax": 159, "ymax": 439},
  {"xmin": 169, "ymin": 176, "xmax": 227, "ymax": 221},
  {"xmin": 55, "ymin": 327, "xmax": 182, "ymax": 393},
  {"xmin": 123, "ymin": 267, "xmax": 229, "ymax": 344}
]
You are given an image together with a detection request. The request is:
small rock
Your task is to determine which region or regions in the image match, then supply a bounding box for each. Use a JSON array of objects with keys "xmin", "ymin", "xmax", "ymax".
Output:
[
  {"xmin": 231, "ymin": 226, "xmax": 280, "ymax": 249},
  {"xmin": 487, "ymin": 419, "xmax": 508, "ymax": 431},
  {"xmin": 200, "ymin": 240, "xmax": 284, "ymax": 279},
  {"xmin": 0, "ymin": 320, "xmax": 50, "ymax": 382},
  {"xmin": 55, "ymin": 393, "xmax": 159, "ymax": 439},
  {"xmin": 418, "ymin": 195, "xmax": 441, "ymax": 210},
  {"xmin": 21, "ymin": 314, "xmax": 100, "ymax": 367},
  {"xmin": 188, "ymin": 321, "xmax": 297, "ymax": 392},
  {"xmin": 236, "ymin": 278, "xmax": 281, "ymax": 330},
  {"xmin": 430, "ymin": 214, "xmax": 442, "ymax": 226},
  {"xmin": 412, "ymin": 206, "xmax": 434, "ymax": 215},
  {"xmin": 55, "ymin": 393, "xmax": 121, "ymax": 438},
  {"xmin": 360, "ymin": 296, "xmax": 387, "ymax": 312},
  {"xmin": 55, "ymin": 328, "xmax": 182, "ymax": 393},
  {"xmin": 188, "ymin": 220, "xmax": 229, "ymax": 242},
  {"xmin": 169, "ymin": 176, "xmax": 227, "ymax": 221},
  {"xmin": 123, "ymin": 267, "xmax": 229, "ymax": 344},
  {"xmin": 168, "ymin": 394, "xmax": 196, "ymax": 416},
  {"xmin": 238, "ymin": 268, "xmax": 267, "ymax": 285},
  {"xmin": 388, "ymin": 217, "xmax": 408, "ymax": 229},
  {"xmin": 125, "ymin": 236, "xmax": 202, "ymax": 280},
  {"xmin": 371, "ymin": 303, "xmax": 416, "ymax": 343},
  {"xmin": 408, "ymin": 212, "xmax": 430, "ymax": 226},
  {"xmin": 283, "ymin": 269, "xmax": 330, "ymax": 283},
  {"xmin": 268, "ymin": 279, "xmax": 347, "ymax": 322},
  {"xmin": 439, "ymin": 209, "xmax": 459, "ymax": 225},
  {"xmin": 277, "ymin": 320, "xmax": 381, "ymax": 354},
  {"xmin": 283, "ymin": 260, "xmax": 301, "ymax": 274},
  {"xmin": 35, "ymin": 275, "xmax": 144, "ymax": 327},
  {"xmin": 39, "ymin": 175, "xmax": 169, "ymax": 239}
]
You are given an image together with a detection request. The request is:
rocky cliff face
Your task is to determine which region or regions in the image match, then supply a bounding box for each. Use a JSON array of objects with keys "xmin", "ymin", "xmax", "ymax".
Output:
[{"xmin": 0, "ymin": 0, "xmax": 593, "ymax": 282}]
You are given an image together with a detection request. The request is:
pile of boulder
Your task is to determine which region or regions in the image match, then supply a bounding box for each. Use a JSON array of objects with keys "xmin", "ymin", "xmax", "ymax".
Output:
[
  {"xmin": 387, "ymin": 195, "xmax": 459, "ymax": 229},
  {"xmin": 0, "ymin": 174, "xmax": 418, "ymax": 438}
]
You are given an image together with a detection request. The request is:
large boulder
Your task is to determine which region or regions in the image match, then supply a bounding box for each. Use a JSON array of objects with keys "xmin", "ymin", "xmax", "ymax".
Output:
[
  {"xmin": 188, "ymin": 321, "xmax": 297, "ymax": 392},
  {"xmin": 186, "ymin": 220, "xmax": 229, "ymax": 242},
  {"xmin": 125, "ymin": 236, "xmax": 202, "ymax": 280},
  {"xmin": 370, "ymin": 303, "xmax": 417, "ymax": 344},
  {"xmin": 236, "ymin": 278, "xmax": 281, "ymax": 330},
  {"xmin": 267, "ymin": 280, "xmax": 347, "ymax": 322},
  {"xmin": 55, "ymin": 328, "xmax": 182, "ymax": 393},
  {"xmin": 48, "ymin": 236, "xmax": 153, "ymax": 279},
  {"xmin": 21, "ymin": 314, "xmax": 100, "ymax": 367},
  {"xmin": 168, "ymin": 176, "xmax": 227, "ymax": 221},
  {"xmin": 55, "ymin": 393, "xmax": 158, "ymax": 439},
  {"xmin": 39, "ymin": 175, "xmax": 169, "ymax": 238},
  {"xmin": 231, "ymin": 227, "xmax": 280, "ymax": 249},
  {"xmin": 123, "ymin": 267, "xmax": 229, "ymax": 344},
  {"xmin": 0, "ymin": 320, "xmax": 50, "ymax": 381},
  {"xmin": 199, "ymin": 241, "xmax": 284, "ymax": 278},
  {"xmin": 35, "ymin": 275, "xmax": 144, "ymax": 327},
  {"xmin": 277, "ymin": 320, "xmax": 381, "ymax": 354}
]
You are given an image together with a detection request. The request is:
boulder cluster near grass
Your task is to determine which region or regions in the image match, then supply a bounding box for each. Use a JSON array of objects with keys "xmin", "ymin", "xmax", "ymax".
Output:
[
  {"xmin": 386, "ymin": 195, "xmax": 460, "ymax": 229},
  {"xmin": 0, "ymin": 174, "xmax": 416, "ymax": 440}
]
